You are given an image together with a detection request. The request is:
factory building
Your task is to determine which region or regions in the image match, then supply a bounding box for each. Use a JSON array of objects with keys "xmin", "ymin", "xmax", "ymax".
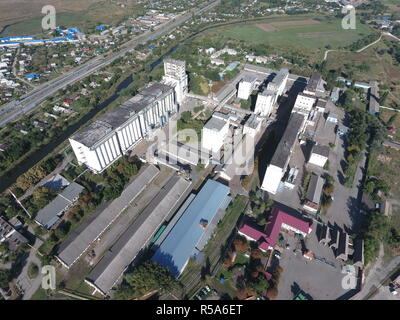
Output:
[
  {"xmin": 261, "ymin": 112, "xmax": 305, "ymax": 194},
  {"xmin": 254, "ymin": 89, "xmax": 276, "ymax": 117},
  {"xmin": 253, "ymin": 68, "xmax": 289, "ymax": 117},
  {"xmin": 56, "ymin": 165, "xmax": 160, "ymax": 269},
  {"xmin": 292, "ymin": 92, "xmax": 317, "ymax": 116},
  {"xmin": 69, "ymin": 63, "xmax": 183, "ymax": 173},
  {"xmin": 237, "ymin": 75, "xmax": 257, "ymax": 100},
  {"xmin": 162, "ymin": 59, "xmax": 188, "ymax": 105},
  {"xmin": 243, "ymin": 114, "xmax": 263, "ymax": 138},
  {"xmin": 201, "ymin": 114, "xmax": 230, "ymax": 153},
  {"xmin": 152, "ymin": 180, "xmax": 231, "ymax": 277},
  {"xmin": 85, "ymin": 175, "xmax": 191, "ymax": 295},
  {"xmin": 266, "ymin": 68, "xmax": 289, "ymax": 97},
  {"xmin": 303, "ymin": 173, "xmax": 324, "ymax": 213},
  {"xmin": 303, "ymin": 72, "xmax": 325, "ymax": 96}
]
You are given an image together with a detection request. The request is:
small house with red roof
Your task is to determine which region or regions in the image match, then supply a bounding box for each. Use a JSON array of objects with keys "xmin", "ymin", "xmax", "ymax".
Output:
[{"xmin": 238, "ymin": 207, "xmax": 313, "ymax": 252}]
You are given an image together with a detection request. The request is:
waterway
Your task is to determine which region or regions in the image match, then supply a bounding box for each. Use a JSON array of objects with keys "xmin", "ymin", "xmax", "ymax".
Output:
[{"xmin": 0, "ymin": 76, "xmax": 133, "ymax": 192}]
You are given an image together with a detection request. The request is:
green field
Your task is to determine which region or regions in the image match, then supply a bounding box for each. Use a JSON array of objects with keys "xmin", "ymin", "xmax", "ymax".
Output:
[
  {"xmin": 1, "ymin": 1, "xmax": 138, "ymax": 35},
  {"xmin": 216, "ymin": 17, "xmax": 374, "ymax": 49}
]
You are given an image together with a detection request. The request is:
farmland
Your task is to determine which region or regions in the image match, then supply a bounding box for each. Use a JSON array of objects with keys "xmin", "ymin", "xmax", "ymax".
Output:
[
  {"xmin": 0, "ymin": 0, "xmax": 138, "ymax": 35},
  {"xmin": 214, "ymin": 16, "xmax": 374, "ymax": 50}
]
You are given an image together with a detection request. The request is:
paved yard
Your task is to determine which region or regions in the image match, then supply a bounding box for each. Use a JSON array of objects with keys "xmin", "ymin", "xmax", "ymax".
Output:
[{"xmin": 274, "ymin": 228, "xmax": 351, "ymax": 300}]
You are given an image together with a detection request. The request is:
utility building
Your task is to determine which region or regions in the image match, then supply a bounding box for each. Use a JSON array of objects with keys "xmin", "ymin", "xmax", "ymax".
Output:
[{"xmin": 308, "ymin": 144, "xmax": 330, "ymax": 168}]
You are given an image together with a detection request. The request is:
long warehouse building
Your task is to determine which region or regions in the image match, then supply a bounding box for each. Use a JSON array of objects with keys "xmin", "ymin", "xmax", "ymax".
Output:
[
  {"xmin": 85, "ymin": 175, "xmax": 192, "ymax": 296},
  {"xmin": 152, "ymin": 179, "xmax": 231, "ymax": 278},
  {"xmin": 55, "ymin": 165, "xmax": 160, "ymax": 269}
]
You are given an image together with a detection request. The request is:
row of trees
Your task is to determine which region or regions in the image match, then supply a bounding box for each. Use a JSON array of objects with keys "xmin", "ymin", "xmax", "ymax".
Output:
[
  {"xmin": 343, "ymin": 109, "xmax": 387, "ymax": 187},
  {"xmin": 362, "ymin": 209, "xmax": 400, "ymax": 264}
]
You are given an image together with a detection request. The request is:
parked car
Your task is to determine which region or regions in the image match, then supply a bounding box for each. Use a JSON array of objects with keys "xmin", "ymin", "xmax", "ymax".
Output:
[{"xmin": 274, "ymin": 250, "xmax": 281, "ymax": 259}]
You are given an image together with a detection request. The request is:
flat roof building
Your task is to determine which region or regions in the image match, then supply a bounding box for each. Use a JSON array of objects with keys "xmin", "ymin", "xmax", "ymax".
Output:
[
  {"xmin": 56, "ymin": 165, "xmax": 160, "ymax": 269},
  {"xmin": 237, "ymin": 75, "xmax": 257, "ymax": 100},
  {"xmin": 304, "ymin": 72, "xmax": 324, "ymax": 96},
  {"xmin": 308, "ymin": 144, "xmax": 330, "ymax": 168},
  {"xmin": 254, "ymin": 89, "xmax": 276, "ymax": 117},
  {"xmin": 267, "ymin": 68, "xmax": 289, "ymax": 97},
  {"xmin": 152, "ymin": 180, "xmax": 231, "ymax": 277},
  {"xmin": 261, "ymin": 113, "xmax": 305, "ymax": 194},
  {"xmin": 0, "ymin": 216, "xmax": 28, "ymax": 251},
  {"xmin": 35, "ymin": 182, "xmax": 84, "ymax": 229},
  {"xmin": 202, "ymin": 114, "xmax": 230, "ymax": 154},
  {"xmin": 70, "ymin": 68, "xmax": 179, "ymax": 174},
  {"xmin": 85, "ymin": 175, "xmax": 191, "ymax": 296}
]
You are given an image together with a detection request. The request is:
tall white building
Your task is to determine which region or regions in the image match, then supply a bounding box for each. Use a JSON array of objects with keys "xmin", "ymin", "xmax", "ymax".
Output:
[
  {"xmin": 254, "ymin": 68, "xmax": 289, "ymax": 117},
  {"xmin": 202, "ymin": 115, "xmax": 229, "ymax": 154},
  {"xmin": 303, "ymin": 72, "xmax": 325, "ymax": 97},
  {"xmin": 267, "ymin": 68, "xmax": 289, "ymax": 97},
  {"xmin": 69, "ymin": 83, "xmax": 177, "ymax": 173},
  {"xmin": 237, "ymin": 76, "xmax": 257, "ymax": 100},
  {"xmin": 254, "ymin": 89, "xmax": 276, "ymax": 117},
  {"xmin": 292, "ymin": 92, "xmax": 317, "ymax": 116},
  {"xmin": 261, "ymin": 112, "xmax": 305, "ymax": 194},
  {"xmin": 162, "ymin": 59, "xmax": 188, "ymax": 105}
]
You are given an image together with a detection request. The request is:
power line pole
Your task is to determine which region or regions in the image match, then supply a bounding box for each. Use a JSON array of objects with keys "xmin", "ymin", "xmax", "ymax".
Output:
[{"xmin": 8, "ymin": 189, "xmax": 31, "ymax": 219}]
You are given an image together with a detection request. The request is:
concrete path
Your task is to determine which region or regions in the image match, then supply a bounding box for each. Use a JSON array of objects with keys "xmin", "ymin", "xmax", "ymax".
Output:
[{"xmin": 15, "ymin": 234, "xmax": 43, "ymax": 300}]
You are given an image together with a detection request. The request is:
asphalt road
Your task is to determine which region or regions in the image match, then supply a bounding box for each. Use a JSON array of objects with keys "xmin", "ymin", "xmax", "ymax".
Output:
[{"xmin": 0, "ymin": 0, "xmax": 221, "ymax": 127}]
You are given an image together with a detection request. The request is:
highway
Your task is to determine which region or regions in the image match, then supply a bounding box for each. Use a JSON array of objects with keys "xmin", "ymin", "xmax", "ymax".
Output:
[{"xmin": 0, "ymin": 0, "xmax": 221, "ymax": 127}]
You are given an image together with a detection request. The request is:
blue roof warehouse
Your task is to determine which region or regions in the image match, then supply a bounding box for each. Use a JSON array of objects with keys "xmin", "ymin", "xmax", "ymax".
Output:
[{"xmin": 152, "ymin": 179, "xmax": 232, "ymax": 277}]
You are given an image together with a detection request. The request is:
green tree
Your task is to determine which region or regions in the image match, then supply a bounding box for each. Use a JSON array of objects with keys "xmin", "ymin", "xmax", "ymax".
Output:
[
  {"xmin": 0, "ymin": 269, "xmax": 11, "ymax": 290},
  {"xmin": 114, "ymin": 261, "xmax": 178, "ymax": 299}
]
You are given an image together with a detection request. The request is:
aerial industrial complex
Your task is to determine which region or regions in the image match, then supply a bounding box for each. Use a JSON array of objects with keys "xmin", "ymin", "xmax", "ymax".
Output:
[{"xmin": 2, "ymin": 0, "xmax": 399, "ymax": 304}]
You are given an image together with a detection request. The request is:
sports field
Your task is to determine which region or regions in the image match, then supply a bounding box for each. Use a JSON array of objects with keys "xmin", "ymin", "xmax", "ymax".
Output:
[{"xmin": 216, "ymin": 16, "xmax": 374, "ymax": 49}]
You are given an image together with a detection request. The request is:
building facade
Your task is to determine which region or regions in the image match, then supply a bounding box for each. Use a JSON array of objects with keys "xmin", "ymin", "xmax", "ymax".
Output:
[
  {"xmin": 70, "ymin": 73, "xmax": 180, "ymax": 173},
  {"xmin": 162, "ymin": 59, "xmax": 188, "ymax": 105}
]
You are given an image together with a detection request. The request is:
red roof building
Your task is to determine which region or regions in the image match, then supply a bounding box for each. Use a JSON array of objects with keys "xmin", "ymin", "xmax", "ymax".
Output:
[{"xmin": 238, "ymin": 207, "xmax": 313, "ymax": 251}]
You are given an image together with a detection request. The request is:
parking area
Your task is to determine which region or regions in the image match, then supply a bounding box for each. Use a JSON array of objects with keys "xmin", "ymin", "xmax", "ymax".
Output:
[{"xmin": 273, "ymin": 227, "xmax": 351, "ymax": 300}]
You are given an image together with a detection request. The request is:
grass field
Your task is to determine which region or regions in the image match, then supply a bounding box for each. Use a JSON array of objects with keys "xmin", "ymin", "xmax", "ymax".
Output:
[
  {"xmin": 215, "ymin": 16, "xmax": 374, "ymax": 49},
  {"xmin": 368, "ymin": 147, "xmax": 400, "ymax": 200},
  {"xmin": 325, "ymin": 39, "xmax": 400, "ymax": 107},
  {"xmin": 0, "ymin": 0, "xmax": 138, "ymax": 35}
]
